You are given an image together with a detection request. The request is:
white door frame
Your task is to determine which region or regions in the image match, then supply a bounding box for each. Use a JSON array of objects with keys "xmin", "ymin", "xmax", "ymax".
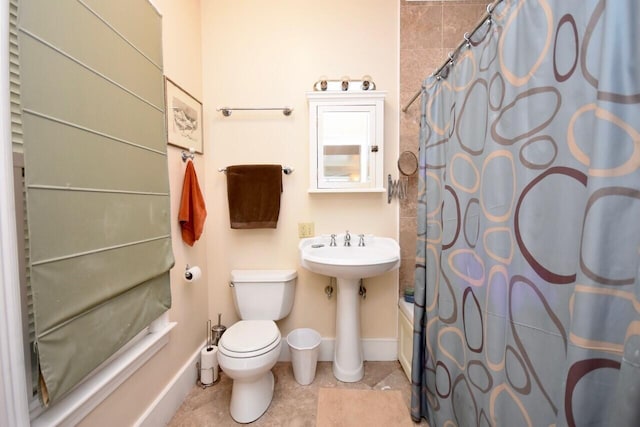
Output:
[{"xmin": 0, "ymin": 1, "xmax": 31, "ymax": 425}]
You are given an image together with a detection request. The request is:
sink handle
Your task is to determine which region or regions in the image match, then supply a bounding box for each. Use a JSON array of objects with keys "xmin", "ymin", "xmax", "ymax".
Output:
[
  {"xmin": 358, "ymin": 234, "xmax": 365, "ymax": 247},
  {"xmin": 330, "ymin": 234, "xmax": 337, "ymax": 247}
]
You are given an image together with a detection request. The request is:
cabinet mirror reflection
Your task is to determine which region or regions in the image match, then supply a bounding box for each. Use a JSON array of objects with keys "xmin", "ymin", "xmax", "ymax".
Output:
[{"xmin": 319, "ymin": 108, "xmax": 374, "ymax": 186}]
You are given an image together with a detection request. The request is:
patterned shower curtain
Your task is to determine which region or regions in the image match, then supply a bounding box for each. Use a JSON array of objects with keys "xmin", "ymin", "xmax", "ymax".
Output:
[{"xmin": 411, "ymin": 1, "xmax": 640, "ymax": 426}]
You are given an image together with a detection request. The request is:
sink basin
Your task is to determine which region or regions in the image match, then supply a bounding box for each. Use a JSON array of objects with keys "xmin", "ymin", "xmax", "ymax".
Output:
[
  {"xmin": 298, "ymin": 234, "xmax": 400, "ymax": 382},
  {"xmin": 299, "ymin": 235, "xmax": 400, "ymax": 280}
]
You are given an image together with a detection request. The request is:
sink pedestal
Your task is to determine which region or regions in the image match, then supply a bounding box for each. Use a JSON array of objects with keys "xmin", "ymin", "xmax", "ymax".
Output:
[{"xmin": 333, "ymin": 277, "xmax": 364, "ymax": 382}]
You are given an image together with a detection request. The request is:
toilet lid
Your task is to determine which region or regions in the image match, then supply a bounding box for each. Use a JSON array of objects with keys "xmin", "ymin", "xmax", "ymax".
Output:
[{"xmin": 219, "ymin": 320, "xmax": 280, "ymax": 354}]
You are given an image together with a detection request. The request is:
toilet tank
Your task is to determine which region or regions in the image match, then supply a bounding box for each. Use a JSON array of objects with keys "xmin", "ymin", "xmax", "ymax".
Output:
[{"xmin": 230, "ymin": 269, "xmax": 297, "ymax": 320}]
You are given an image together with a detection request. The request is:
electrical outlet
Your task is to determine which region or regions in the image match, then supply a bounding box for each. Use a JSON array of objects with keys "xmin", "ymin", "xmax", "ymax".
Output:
[{"xmin": 298, "ymin": 222, "xmax": 315, "ymax": 238}]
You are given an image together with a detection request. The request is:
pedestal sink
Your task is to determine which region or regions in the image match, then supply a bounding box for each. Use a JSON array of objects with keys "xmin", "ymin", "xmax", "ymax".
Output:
[{"xmin": 299, "ymin": 234, "xmax": 400, "ymax": 382}]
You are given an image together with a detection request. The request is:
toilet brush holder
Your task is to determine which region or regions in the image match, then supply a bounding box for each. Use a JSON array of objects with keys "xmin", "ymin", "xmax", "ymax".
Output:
[{"xmin": 211, "ymin": 313, "xmax": 227, "ymax": 346}]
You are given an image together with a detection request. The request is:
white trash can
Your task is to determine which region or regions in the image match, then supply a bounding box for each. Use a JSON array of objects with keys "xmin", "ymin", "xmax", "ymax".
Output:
[{"xmin": 287, "ymin": 328, "xmax": 321, "ymax": 385}]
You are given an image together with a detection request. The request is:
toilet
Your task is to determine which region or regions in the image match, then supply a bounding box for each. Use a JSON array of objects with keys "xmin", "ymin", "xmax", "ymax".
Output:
[{"xmin": 217, "ymin": 269, "xmax": 296, "ymax": 423}]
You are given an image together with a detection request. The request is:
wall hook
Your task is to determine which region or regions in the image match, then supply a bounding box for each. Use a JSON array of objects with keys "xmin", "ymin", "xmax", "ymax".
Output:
[{"xmin": 181, "ymin": 148, "xmax": 196, "ymax": 162}]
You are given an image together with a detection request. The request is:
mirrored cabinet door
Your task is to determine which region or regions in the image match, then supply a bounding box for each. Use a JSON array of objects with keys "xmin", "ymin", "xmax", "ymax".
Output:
[
  {"xmin": 307, "ymin": 92, "xmax": 385, "ymax": 193},
  {"xmin": 317, "ymin": 105, "xmax": 376, "ymax": 189}
]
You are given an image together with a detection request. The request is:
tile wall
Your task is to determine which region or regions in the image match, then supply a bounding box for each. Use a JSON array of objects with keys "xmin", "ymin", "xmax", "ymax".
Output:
[{"xmin": 399, "ymin": 0, "xmax": 488, "ymax": 295}]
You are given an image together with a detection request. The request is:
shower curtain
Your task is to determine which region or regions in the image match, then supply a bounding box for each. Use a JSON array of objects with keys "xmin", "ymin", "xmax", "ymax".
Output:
[{"xmin": 411, "ymin": 1, "xmax": 640, "ymax": 426}]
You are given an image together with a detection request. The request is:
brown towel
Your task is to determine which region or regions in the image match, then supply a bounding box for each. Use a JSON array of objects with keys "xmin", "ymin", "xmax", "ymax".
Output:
[
  {"xmin": 178, "ymin": 161, "xmax": 207, "ymax": 246},
  {"xmin": 226, "ymin": 164, "xmax": 282, "ymax": 229}
]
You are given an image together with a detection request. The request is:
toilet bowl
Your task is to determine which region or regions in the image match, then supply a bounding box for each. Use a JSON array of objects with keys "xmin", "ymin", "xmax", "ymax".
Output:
[
  {"xmin": 216, "ymin": 269, "xmax": 296, "ymax": 423},
  {"xmin": 218, "ymin": 320, "xmax": 282, "ymax": 423}
]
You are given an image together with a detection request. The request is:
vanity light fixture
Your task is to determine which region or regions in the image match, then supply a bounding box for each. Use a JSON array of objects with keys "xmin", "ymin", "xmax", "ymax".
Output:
[{"xmin": 312, "ymin": 76, "xmax": 377, "ymax": 92}]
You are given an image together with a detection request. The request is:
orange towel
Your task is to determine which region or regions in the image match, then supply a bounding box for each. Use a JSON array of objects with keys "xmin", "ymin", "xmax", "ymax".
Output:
[
  {"xmin": 178, "ymin": 161, "xmax": 207, "ymax": 246},
  {"xmin": 226, "ymin": 164, "xmax": 282, "ymax": 229}
]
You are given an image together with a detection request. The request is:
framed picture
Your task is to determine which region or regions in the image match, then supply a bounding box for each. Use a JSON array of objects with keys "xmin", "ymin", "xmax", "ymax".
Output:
[{"xmin": 165, "ymin": 77, "xmax": 203, "ymax": 153}]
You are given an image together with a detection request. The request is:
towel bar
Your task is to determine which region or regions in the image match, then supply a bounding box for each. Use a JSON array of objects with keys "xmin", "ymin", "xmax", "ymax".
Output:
[
  {"xmin": 216, "ymin": 107, "xmax": 293, "ymax": 117},
  {"xmin": 218, "ymin": 166, "xmax": 294, "ymax": 175}
]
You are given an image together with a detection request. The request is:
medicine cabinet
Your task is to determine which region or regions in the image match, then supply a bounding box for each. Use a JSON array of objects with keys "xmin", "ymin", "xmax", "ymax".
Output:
[{"xmin": 307, "ymin": 92, "xmax": 386, "ymax": 193}]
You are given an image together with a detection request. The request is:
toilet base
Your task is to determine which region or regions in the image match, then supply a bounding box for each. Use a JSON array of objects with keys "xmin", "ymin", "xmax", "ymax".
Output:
[{"xmin": 229, "ymin": 370, "xmax": 275, "ymax": 423}]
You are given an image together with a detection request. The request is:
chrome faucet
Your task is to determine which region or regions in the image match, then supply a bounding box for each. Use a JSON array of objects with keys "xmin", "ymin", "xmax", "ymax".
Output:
[
  {"xmin": 344, "ymin": 230, "xmax": 351, "ymax": 247},
  {"xmin": 330, "ymin": 234, "xmax": 337, "ymax": 247},
  {"xmin": 358, "ymin": 234, "xmax": 365, "ymax": 247}
]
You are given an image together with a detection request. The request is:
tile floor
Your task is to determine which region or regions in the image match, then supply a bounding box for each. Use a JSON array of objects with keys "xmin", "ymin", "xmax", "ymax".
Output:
[{"xmin": 168, "ymin": 361, "xmax": 428, "ymax": 426}]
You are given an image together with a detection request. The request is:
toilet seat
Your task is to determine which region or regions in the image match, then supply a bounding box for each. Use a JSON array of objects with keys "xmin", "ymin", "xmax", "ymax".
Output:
[{"xmin": 219, "ymin": 320, "xmax": 281, "ymax": 359}]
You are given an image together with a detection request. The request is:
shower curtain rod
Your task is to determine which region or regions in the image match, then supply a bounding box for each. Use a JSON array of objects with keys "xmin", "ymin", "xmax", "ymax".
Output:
[{"xmin": 402, "ymin": 0, "xmax": 503, "ymax": 113}]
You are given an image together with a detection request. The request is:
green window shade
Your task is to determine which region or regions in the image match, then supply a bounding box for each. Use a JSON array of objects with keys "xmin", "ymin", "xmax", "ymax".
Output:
[{"xmin": 18, "ymin": 0, "xmax": 174, "ymax": 404}]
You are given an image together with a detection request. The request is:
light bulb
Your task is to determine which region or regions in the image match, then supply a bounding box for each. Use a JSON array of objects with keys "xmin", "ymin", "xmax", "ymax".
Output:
[
  {"xmin": 341, "ymin": 76, "xmax": 350, "ymax": 91},
  {"xmin": 362, "ymin": 75, "xmax": 372, "ymax": 90}
]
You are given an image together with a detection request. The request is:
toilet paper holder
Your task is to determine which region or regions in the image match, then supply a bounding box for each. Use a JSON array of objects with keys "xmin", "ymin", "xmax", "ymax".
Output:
[
  {"xmin": 197, "ymin": 320, "xmax": 220, "ymax": 388},
  {"xmin": 185, "ymin": 264, "xmax": 197, "ymax": 281},
  {"xmin": 196, "ymin": 360, "xmax": 220, "ymax": 388}
]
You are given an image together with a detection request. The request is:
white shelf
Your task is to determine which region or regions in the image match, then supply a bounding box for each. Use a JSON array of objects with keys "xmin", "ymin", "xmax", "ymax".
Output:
[{"xmin": 308, "ymin": 188, "xmax": 386, "ymax": 194}]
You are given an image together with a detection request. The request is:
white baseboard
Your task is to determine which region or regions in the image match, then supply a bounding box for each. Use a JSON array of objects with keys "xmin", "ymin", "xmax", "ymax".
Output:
[
  {"xmin": 135, "ymin": 342, "xmax": 202, "ymax": 427},
  {"xmin": 279, "ymin": 338, "xmax": 398, "ymax": 362},
  {"xmin": 362, "ymin": 338, "xmax": 399, "ymax": 361}
]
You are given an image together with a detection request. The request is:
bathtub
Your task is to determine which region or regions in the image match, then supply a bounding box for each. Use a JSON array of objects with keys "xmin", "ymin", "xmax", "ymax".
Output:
[{"xmin": 398, "ymin": 298, "xmax": 413, "ymax": 381}]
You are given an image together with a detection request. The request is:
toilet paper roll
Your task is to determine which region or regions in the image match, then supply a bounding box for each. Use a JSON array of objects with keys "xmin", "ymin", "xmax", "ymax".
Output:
[
  {"xmin": 185, "ymin": 266, "xmax": 202, "ymax": 283},
  {"xmin": 200, "ymin": 345, "xmax": 219, "ymax": 385}
]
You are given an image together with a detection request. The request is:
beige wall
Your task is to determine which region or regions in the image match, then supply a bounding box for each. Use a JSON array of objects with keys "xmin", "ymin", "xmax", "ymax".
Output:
[
  {"xmin": 78, "ymin": 1, "xmax": 207, "ymax": 425},
  {"xmin": 202, "ymin": 0, "xmax": 400, "ymax": 339},
  {"xmin": 399, "ymin": 0, "xmax": 487, "ymax": 294}
]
